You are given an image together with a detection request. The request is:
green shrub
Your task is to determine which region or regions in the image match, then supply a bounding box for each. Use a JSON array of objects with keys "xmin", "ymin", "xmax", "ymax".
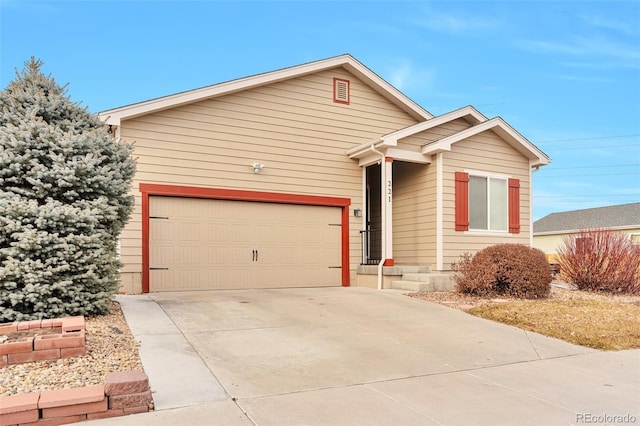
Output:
[
  {"xmin": 451, "ymin": 244, "xmax": 552, "ymax": 299},
  {"xmin": 0, "ymin": 58, "xmax": 135, "ymax": 321}
]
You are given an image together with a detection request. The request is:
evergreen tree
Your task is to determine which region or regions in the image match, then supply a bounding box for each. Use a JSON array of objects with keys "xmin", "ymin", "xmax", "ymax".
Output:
[{"xmin": 0, "ymin": 58, "xmax": 136, "ymax": 321}]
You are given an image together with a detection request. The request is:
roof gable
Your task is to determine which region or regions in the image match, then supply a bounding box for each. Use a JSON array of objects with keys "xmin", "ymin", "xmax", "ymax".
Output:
[
  {"xmin": 99, "ymin": 54, "xmax": 433, "ymax": 125},
  {"xmin": 421, "ymin": 116, "xmax": 551, "ymax": 167},
  {"xmin": 347, "ymin": 106, "xmax": 486, "ymax": 159},
  {"xmin": 347, "ymin": 105, "xmax": 550, "ymax": 168},
  {"xmin": 533, "ymin": 202, "xmax": 640, "ymax": 234}
]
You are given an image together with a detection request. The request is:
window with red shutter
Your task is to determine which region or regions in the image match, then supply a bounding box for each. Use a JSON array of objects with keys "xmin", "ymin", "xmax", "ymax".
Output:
[{"xmin": 457, "ymin": 172, "xmax": 520, "ymax": 234}]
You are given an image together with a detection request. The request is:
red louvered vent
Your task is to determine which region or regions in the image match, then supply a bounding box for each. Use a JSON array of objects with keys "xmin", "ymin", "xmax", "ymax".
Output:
[{"xmin": 333, "ymin": 78, "xmax": 350, "ymax": 104}]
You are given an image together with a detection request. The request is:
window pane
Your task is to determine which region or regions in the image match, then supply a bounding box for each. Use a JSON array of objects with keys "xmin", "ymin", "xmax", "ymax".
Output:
[
  {"xmin": 490, "ymin": 178, "xmax": 507, "ymax": 231},
  {"xmin": 469, "ymin": 176, "xmax": 487, "ymax": 229}
]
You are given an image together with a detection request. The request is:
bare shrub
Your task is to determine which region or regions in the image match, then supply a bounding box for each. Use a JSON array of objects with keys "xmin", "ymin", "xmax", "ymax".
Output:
[
  {"xmin": 452, "ymin": 244, "xmax": 552, "ymax": 299},
  {"xmin": 557, "ymin": 229, "xmax": 640, "ymax": 294}
]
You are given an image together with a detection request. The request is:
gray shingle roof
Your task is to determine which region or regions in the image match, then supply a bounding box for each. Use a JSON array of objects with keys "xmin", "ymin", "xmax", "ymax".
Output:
[{"xmin": 533, "ymin": 202, "xmax": 640, "ymax": 234}]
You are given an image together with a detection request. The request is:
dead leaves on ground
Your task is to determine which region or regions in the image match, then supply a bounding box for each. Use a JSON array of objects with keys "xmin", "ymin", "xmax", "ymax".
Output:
[{"xmin": 410, "ymin": 287, "xmax": 640, "ymax": 351}]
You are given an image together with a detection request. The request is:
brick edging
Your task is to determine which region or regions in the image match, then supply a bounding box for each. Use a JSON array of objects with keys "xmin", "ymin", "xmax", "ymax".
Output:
[
  {"xmin": 0, "ymin": 370, "xmax": 153, "ymax": 425},
  {"xmin": 0, "ymin": 317, "xmax": 86, "ymax": 366}
]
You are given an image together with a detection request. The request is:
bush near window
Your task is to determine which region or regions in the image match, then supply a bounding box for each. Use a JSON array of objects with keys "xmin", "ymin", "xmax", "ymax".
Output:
[
  {"xmin": 451, "ymin": 244, "xmax": 552, "ymax": 299},
  {"xmin": 557, "ymin": 229, "xmax": 640, "ymax": 295}
]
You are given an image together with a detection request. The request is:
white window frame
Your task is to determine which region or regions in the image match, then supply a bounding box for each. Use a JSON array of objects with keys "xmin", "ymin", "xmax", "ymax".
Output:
[{"xmin": 464, "ymin": 169, "xmax": 510, "ymax": 234}]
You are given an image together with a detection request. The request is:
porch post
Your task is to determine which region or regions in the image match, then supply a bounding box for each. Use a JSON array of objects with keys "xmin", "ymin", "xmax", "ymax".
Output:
[{"xmin": 383, "ymin": 157, "xmax": 394, "ymax": 266}]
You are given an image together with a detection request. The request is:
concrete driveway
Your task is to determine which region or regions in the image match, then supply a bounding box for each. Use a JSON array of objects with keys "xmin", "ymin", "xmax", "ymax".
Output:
[{"xmin": 90, "ymin": 287, "xmax": 640, "ymax": 426}]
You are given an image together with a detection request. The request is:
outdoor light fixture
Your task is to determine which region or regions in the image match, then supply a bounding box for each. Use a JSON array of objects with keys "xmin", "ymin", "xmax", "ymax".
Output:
[
  {"xmin": 252, "ymin": 162, "xmax": 264, "ymax": 173},
  {"xmin": 354, "ymin": 209, "xmax": 362, "ymax": 217}
]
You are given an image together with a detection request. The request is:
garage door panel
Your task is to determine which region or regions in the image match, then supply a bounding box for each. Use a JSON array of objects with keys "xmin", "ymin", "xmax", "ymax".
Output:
[{"xmin": 149, "ymin": 196, "xmax": 342, "ymax": 291}]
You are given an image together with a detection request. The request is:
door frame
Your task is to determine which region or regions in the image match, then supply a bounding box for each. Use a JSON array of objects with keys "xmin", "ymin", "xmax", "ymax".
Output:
[{"xmin": 140, "ymin": 183, "xmax": 351, "ymax": 293}]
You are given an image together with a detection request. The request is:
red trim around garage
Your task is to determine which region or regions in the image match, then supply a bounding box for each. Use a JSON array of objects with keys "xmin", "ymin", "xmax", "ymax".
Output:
[{"xmin": 139, "ymin": 183, "xmax": 351, "ymax": 293}]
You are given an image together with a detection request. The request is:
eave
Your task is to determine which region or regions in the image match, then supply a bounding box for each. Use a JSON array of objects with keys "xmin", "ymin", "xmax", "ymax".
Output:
[
  {"xmin": 422, "ymin": 117, "xmax": 551, "ymax": 167},
  {"xmin": 99, "ymin": 54, "xmax": 433, "ymax": 125},
  {"xmin": 346, "ymin": 105, "xmax": 487, "ymax": 164}
]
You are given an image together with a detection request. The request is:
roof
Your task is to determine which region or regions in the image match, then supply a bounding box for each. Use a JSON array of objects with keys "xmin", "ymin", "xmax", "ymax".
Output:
[
  {"xmin": 99, "ymin": 55, "xmax": 550, "ymax": 169},
  {"xmin": 533, "ymin": 202, "xmax": 640, "ymax": 234},
  {"xmin": 347, "ymin": 105, "xmax": 551, "ymax": 168},
  {"xmin": 421, "ymin": 115, "xmax": 550, "ymax": 167},
  {"xmin": 98, "ymin": 54, "xmax": 433, "ymax": 125}
]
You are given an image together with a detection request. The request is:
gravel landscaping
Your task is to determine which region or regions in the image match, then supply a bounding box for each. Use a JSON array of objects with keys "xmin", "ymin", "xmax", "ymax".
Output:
[{"xmin": 0, "ymin": 301, "xmax": 143, "ymax": 396}]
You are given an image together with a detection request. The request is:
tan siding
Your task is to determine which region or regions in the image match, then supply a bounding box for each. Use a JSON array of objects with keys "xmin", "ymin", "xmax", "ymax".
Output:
[
  {"xmin": 118, "ymin": 68, "xmax": 419, "ymax": 291},
  {"xmin": 391, "ymin": 160, "xmax": 437, "ymax": 266},
  {"xmin": 441, "ymin": 129, "xmax": 531, "ymax": 269},
  {"xmin": 390, "ymin": 120, "xmax": 472, "ymax": 267}
]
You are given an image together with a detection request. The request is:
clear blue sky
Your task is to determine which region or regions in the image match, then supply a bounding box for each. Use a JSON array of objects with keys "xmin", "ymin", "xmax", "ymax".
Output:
[{"xmin": 1, "ymin": 0, "xmax": 638, "ymax": 221}]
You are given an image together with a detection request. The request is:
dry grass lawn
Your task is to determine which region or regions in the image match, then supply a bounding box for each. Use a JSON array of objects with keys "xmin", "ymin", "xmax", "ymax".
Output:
[{"xmin": 410, "ymin": 286, "xmax": 640, "ymax": 351}]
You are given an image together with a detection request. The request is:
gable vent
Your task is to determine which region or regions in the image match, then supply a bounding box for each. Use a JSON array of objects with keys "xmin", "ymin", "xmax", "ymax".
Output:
[{"xmin": 333, "ymin": 78, "xmax": 350, "ymax": 104}]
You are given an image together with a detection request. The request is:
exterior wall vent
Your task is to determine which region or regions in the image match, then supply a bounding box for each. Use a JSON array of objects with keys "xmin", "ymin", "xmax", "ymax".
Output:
[{"xmin": 333, "ymin": 78, "xmax": 350, "ymax": 104}]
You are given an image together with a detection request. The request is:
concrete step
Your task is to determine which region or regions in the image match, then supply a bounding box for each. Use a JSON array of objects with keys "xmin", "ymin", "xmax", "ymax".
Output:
[
  {"xmin": 389, "ymin": 266, "xmax": 432, "ymax": 274},
  {"xmin": 391, "ymin": 273, "xmax": 455, "ymax": 292},
  {"xmin": 357, "ymin": 265, "xmax": 432, "ymax": 275},
  {"xmin": 391, "ymin": 280, "xmax": 439, "ymax": 292},
  {"xmin": 403, "ymin": 273, "xmax": 446, "ymax": 282}
]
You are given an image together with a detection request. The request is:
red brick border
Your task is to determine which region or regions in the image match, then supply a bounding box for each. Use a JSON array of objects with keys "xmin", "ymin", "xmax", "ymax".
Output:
[
  {"xmin": 0, "ymin": 371, "xmax": 152, "ymax": 425},
  {"xmin": 0, "ymin": 317, "xmax": 86, "ymax": 366}
]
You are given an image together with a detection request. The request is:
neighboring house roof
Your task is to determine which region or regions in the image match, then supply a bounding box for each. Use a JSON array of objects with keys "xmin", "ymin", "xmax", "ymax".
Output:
[
  {"xmin": 533, "ymin": 202, "xmax": 640, "ymax": 234},
  {"xmin": 98, "ymin": 54, "xmax": 433, "ymax": 125}
]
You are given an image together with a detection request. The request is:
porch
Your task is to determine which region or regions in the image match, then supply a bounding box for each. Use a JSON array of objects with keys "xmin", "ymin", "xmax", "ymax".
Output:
[{"xmin": 355, "ymin": 264, "xmax": 455, "ymax": 292}]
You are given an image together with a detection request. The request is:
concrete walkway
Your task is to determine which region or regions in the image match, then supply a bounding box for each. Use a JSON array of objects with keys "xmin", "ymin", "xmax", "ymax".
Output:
[{"xmin": 87, "ymin": 287, "xmax": 640, "ymax": 425}]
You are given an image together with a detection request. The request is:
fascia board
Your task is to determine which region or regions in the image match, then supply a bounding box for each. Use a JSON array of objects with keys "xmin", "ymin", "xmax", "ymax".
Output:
[
  {"xmin": 347, "ymin": 137, "xmax": 398, "ymax": 159},
  {"xmin": 386, "ymin": 148, "xmax": 431, "ymax": 164},
  {"xmin": 490, "ymin": 118, "xmax": 551, "ymax": 166},
  {"xmin": 422, "ymin": 117, "xmax": 551, "ymax": 166},
  {"xmin": 383, "ymin": 105, "xmax": 487, "ymax": 143},
  {"xmin": 354, "ymin": 147, "xmax": 430, "ymax": 166},
  {"xmin": 342, "ymin": 61, "xmax": 433, "ymax": 121},
  {"xmin": 358, "ymin": 153, "xmax": 384, "ymax": 167},
  {"xmin": 347, "ymin": 106, "xmax": 486, "ymax": 158},
  {"xmin": 346, "ymin": 137, "xmax": 384, "ymax": 156},
  {"xmin": 100, "ymin": 56, "xmax": 349, "ymax": 125},
  {"xmin": 99, "ymin": 54, "xmax": 432, "ymax": 125}
]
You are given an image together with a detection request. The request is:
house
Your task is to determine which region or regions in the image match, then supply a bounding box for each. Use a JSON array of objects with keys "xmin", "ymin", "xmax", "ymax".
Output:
[
  {"xmin": 533, "ymin": 202, "xmax": 640, "ymax": 264},
  {"xmin": 99, "ymin": 54, "xmax": 550, "ymax": 294}
]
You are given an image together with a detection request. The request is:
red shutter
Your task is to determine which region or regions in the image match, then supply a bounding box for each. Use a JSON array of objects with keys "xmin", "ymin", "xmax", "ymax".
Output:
[
  {"xmin": 508, "ymin": 178, "xmax": 520, "ymax": 234},
  {"xmin": 455, "ymin": 172, "xmax": 469, "ymax": 231}
]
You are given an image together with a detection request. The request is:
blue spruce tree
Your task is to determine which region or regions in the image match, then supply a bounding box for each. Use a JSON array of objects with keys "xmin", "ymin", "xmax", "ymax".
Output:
[{"xmin": 0, "ymin": 58, "xmax": 136, "ymax": 321}]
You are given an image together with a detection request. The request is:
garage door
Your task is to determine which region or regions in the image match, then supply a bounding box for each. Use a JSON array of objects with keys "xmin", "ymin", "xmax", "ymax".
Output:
[{"xmin": 149, "ymin": 196, "xmax": 342, "ymax": 291}]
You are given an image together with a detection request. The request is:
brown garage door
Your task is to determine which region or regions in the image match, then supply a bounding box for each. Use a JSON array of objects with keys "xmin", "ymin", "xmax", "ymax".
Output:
[{"xmin": 149, "ymin": 196, "xmax": 342, "ymax": 291}]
